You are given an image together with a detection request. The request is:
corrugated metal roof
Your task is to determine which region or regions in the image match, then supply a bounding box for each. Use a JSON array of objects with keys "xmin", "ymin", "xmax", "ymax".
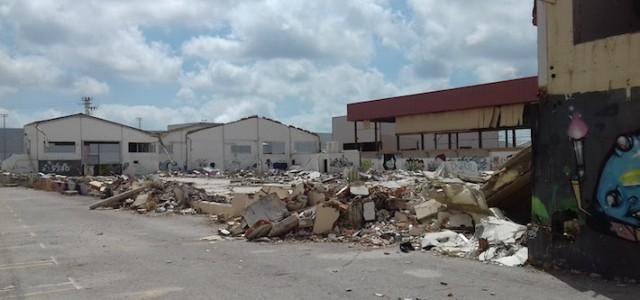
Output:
[{"xmin": 347, "ymin": 76, "xmax": 538, "ymax": 121}]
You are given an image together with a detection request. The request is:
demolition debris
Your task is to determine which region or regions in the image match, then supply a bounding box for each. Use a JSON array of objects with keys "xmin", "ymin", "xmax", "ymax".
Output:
[{"xmin": 1, "ymin": 147, "xmax": 531, "ymax": 267}]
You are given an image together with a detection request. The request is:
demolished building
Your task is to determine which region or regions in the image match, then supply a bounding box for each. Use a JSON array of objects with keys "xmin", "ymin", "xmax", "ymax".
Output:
[{"xmin": 340, "ymin": 76, "xmax": 538, "ymax": 173}]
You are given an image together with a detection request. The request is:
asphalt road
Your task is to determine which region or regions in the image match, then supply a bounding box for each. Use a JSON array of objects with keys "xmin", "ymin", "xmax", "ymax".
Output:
[{"xmin": 0, "ymin": 187, "xmax": 637, "ymax": 300}]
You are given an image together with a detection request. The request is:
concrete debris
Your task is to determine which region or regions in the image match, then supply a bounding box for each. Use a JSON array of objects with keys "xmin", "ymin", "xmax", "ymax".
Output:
[
  {"xmin": 313, "ymin": 204, "xmax": 340, "ymax": 234},
  {"xmin": 363, "ymin": 201, "xmax": 376, "ymax": 222},
  {"xmin": 414, "ymin": 199, "xmax": 442, "ymax": 220},
  {"xmin": 243, "ymin": 194, "xmax": 289, "ymax": 227},
  {"xmin": 1, "ymin": 146, "xmax": 533, "ymax": 268}
]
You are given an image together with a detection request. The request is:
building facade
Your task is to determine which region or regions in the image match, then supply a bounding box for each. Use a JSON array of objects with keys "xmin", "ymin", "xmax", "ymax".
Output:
[
  {"xmin": 24, "ymin": 114, "xmax": 160, "ymax": 176},
  {"xmin": 186, "ymin": 116, "xmax": 320, "ymax": 172},
  {"xmin": 531, "ymin": 0, "xmax": 640, "ymax": 279},
  {"xmin": 341, "ymin": 77, "xmax": 537, "ymax": 172},
  {"xmin": 158, "ymin": 122, "xmax": 219, "ymax": 171}
]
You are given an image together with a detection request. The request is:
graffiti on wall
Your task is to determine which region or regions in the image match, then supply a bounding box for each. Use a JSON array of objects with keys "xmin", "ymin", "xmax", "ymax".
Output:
[
  {"xmin": 329, "ymin": 156, "xmax": 354, "ymax": 169},
  {"xmin": 38, "ymin": 160, "xmax": 81, "ymax": 176},
  {"xmin": 560, "ymin": 105, "xmax": 640, "ymax": 242}
]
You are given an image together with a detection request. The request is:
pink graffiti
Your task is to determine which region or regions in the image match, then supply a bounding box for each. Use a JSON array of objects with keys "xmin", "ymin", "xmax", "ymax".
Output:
[{"xmin": 567, "ymin": 112, "xmax": 588, "ymax": 139}]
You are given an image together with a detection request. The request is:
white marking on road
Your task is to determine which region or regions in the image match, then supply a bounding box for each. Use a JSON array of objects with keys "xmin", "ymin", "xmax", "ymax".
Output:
[
  {"xmin": 0, "ymin": 258, "xmax": 56, "ymax": 270},
  {"xmin": 51, "ymin": 256, "xmax": 59, "ymax": 265},
  {"xmin": 39, "ymin": 243, "xmax": 46, "ymax": 249},
  {"xmin": 68, "ymin": 277, "xmax": 82, "ymax": 290}
]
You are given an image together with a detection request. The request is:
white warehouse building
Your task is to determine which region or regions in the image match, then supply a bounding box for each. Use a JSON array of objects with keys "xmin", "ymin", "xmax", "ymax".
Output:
[
  {"xmin": 24, "ymin": 113, "xmax": 160, "ymax": 176},
  {"xmin": 158, "ymin": 122, "xmax": 220, "ymax": 171},
  {"xmin": 20, "ymin": 114, "xmax": 323, "ymax": 176},
  {"xmin": 185, "ymin": 116, "xmax": 320, "ymax": 172}
]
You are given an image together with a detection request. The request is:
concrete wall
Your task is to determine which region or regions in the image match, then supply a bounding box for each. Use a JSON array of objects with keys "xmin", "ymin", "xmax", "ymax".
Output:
[
  {"xmin": 24, "ymin": 114, "xmax": 159, "ymax": 176},
  {"xmin": 187, "ymin": 126, "xmax": 224, "ymax": 170},
  {"xmin": 532, "ymin": 0, "xmax": 640, "ymax": 279},
  {"xmin": 187, "ymin": 117, "xmax": 320, "ymax": 172},
  {"xmin": 159, "ymin": 124, "xmax": 215, "ymax": 170}
]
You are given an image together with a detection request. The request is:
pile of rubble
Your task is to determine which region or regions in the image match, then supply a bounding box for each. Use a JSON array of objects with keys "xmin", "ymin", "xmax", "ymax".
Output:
[{"xmin": 3, "ymin": 147, "xmax": 532, "ymax": 268}]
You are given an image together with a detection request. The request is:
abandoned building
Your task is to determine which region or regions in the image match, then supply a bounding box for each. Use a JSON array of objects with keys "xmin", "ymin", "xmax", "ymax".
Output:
[
  {"xmin": 184, "ymin": 116, "xmax": 320, "ymax": 172},
  {"xmin": 530, "ymin": 0, "xmax": 640, "ymax": 279},
  {"xmin": 23, "ymin": 113, "xmax": 160, "ymax": 176},
  {"xmin": 158, "ymin": 122, "xmax": 220, "ymax": 171},
  {"xmin": 338, "ymin": 76, "xmax": 538, "ymax": 171}
]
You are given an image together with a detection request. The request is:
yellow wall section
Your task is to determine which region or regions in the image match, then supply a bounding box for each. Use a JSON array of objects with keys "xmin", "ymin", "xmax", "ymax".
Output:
[{"xmin": 539, "ymin": 0, "xmax": 640, "ymax": 94}]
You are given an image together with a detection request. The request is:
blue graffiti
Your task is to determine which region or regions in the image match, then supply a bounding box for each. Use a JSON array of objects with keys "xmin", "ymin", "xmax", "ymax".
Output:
[{"xmin": 596, "ymin": 135, "xmax": 640, "ymax": 227}]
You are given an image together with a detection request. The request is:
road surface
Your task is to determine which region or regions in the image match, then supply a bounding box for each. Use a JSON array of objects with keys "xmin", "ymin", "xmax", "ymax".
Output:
[{"xmin": 0, "ymin": 187, "xmax": 637, "ymax": 299}]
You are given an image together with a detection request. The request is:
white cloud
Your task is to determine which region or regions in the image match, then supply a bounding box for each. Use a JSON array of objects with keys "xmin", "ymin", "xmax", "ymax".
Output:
[
  {"xmin": 0, "ymin": 0, "xmax": 538, "ymax": 132},
  {"xmin": 68, "ymin": 76, "xmax": 110, "ymax": 96}
]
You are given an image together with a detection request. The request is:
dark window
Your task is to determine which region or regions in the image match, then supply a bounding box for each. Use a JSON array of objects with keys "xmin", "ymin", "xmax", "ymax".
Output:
[
  {"xmin": 45, "ymin": 142, "xmax": 75, "ymax": 153},
  {"xmin": 262, "ymin": 141, "xmax": 285, "ymax": 154},
  {"xmin": 574, "ymin": 0, "xmax": 640, "ymax": 44},
  {"xmin": 231, "ymin": 145, "xmax": 251, "ymax": 154},
  {"xmin": 128, "ymin": 142, "xmax": 155, "ymax": 153},
  {"xmin": 343, "ymin": 142, "xmax": 379, "ymax": 152}
]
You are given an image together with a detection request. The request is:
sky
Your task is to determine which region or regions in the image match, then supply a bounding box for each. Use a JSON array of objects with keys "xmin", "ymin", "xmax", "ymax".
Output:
[{"xmin": 0, "ymin": 0, "xmax": 537, "ymax": 132}]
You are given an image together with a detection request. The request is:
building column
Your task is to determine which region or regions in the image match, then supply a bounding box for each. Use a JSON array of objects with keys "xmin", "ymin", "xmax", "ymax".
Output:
[{"xmin": 374, "ymin": 121, "xmax": 378, "ymax": 153}]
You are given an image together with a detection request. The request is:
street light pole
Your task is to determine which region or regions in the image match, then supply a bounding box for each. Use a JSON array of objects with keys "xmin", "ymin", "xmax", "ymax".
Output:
[{"xmin": 1, "ymin": 113, "xmax": 7, "ymax": 162}]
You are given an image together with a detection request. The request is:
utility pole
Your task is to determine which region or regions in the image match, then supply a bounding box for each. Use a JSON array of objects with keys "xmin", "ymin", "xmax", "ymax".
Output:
[
  {"xmin": 136, "ymin": 117, "xmax": 142, "ymax": 129},
  {"xmin": 80, "ymin": 96, "xmax": 96, "ymax": 115},
  {"xmin": 1, "ymin": 113, "xmax": 7, "ymax": 162}
]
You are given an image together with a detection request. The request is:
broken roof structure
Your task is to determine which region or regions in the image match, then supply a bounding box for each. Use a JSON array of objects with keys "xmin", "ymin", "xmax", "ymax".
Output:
[{"xmin": 346, "ymin": 76, "xmax": 539, "ymax": 151}]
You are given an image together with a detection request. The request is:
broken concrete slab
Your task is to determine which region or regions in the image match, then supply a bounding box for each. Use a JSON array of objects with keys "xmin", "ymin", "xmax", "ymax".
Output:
[
  {"xmin": 420, "ymin": 230, "xmax": 459, "ymax": 249},
  {"xmin": 414, "ymin": 199, "xmax": 442, "ymax": 220},
  {"xmin": 313, "ymin": 204, "xmax": 340, "ymax": 235},
  {"xmin": 261, "ymin": 186, "xmax": 290, "ymax": 200},
  {"xmin": 192, "ymin": 201, "xmax": 233, "ymax": 216},
  {"xmin": 243, "ymin": 194, "xmax": 289, "ymax": 227},
  {"xmin": 350, "ymin": 185, "xmax": 369, "ymax": 196},
  {"xmin": 444, "ymin": 213, "xmax": 474, "ymax": 230},
  {"xmin": 131, "ymin": 192, "xmax": 150, "ymax": 208},
  {"xmin": 245, "ymin": 220, "xmax": 272, "ymax": 241},
  {"xmin": 231, "ymin": 193, "xmax": 258, "ymax": 217},
  {"xmin": 89, "ymin": 186, "xmax": 146, "ymax": 210},
  {"xmin": 268, "ymin": 214, "xmax": 299, "ymax": 237},
  {"xmin": 307, "ymin": 190, "xmax": 326, "ymax": 206},
  {"xmin": 363, "ymin": 201, "xmax": 376, "ymax": 222}
]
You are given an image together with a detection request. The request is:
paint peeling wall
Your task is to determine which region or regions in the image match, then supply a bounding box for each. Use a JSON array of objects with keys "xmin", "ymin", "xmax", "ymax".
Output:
[
  {"xmin": 538, "ymin": 0, "xmax": 640, "ymax": 94},
  {"xmin": 533, "ymin": 0, "xmax": 640, "ymax": 279}
]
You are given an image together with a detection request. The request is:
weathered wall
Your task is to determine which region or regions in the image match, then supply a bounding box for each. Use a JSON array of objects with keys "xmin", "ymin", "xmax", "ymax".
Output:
[
  {"xmin": 187, "ymin": 117, "xmax": 320, "ymax": 172},
  {"xmin": 531, "ymin": 88, "xmax": 640, "ymax": 279},
  {"xmin": 534, "ymin": 0, "xmax": 640, "ymax": 279},
  {"xmin": 538, "ymin": 0, "xmax": 640, "ymax": 94},
  {"xmin": 24, "ymin": 115, "xmax": 159, "ymax": 176}
]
